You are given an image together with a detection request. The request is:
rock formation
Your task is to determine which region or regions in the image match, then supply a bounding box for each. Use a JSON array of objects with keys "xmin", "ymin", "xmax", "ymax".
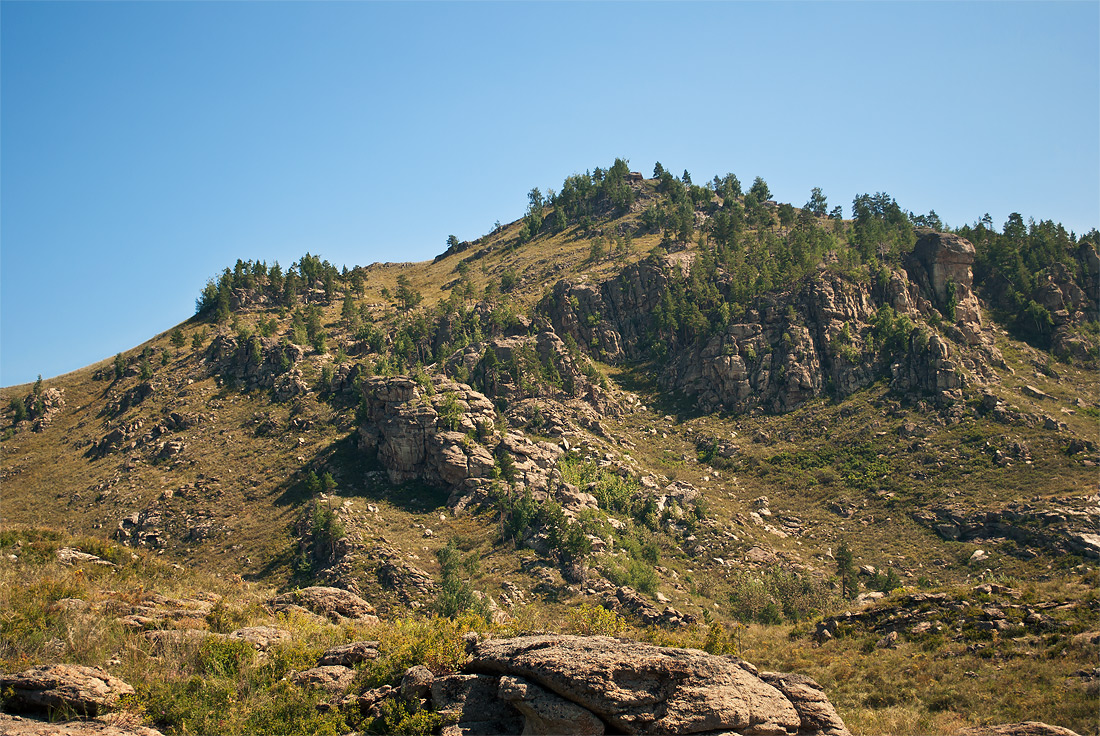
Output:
[
  {"xmin": 0, "ymin": 665, "xmax": 135, "ymax": 717},
  {"xmin": 444, "ymin": 634, "xmax": 850, "ymax": 736}
]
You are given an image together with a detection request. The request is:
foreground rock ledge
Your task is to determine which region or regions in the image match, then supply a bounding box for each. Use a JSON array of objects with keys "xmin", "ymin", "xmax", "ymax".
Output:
[
  {"xmin": 0, "ymin": 664, "xmax": 135, "ymax": 717},
  {"xmin": 451, "ymin": 634, "xmax": 850, "ymax": 736}
]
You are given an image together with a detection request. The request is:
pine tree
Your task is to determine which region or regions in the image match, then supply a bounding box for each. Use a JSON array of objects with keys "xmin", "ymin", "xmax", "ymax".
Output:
[{"xmin": 836, "ymin": 541, "xmax": 858, "ymax": 599}]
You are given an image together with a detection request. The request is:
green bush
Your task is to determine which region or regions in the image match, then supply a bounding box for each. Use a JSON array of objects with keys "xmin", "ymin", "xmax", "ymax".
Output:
[{"xmin": 196, "ymin": 637, "xmax": 254, "ymax": 678}]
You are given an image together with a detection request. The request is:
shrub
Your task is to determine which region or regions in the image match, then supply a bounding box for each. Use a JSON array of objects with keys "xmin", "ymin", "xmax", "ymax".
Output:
[
  {"xmin": 196, "ymin": 637, "xmax": 254, "ymax": 678},
  {"xmin": 568, "ymin": 604, "xmax": 626, "ymax": 636}
]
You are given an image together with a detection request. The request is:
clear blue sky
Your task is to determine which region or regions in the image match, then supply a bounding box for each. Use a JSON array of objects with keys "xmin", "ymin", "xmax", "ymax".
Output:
[{"xmin": 2, "ymin": 1, "xmax": 1097, "ymax": 386}]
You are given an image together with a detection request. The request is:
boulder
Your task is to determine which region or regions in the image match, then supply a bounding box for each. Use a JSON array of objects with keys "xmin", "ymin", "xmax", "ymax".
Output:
[
  {"xmin": 269, "ymin": 586, "xmax": 376, "ymax": 621},
  {"xmin": 759, "ymin": 672, "xmax": 851, "ymax": 736},
  {"xmin": 317, "ymin": 640, "xmax": 381, "ymax": 667},
  {"xmin": 958, "ymin": 723, "xmax": 1082, "ymax": 736},
  {"xmin": 0, "ymin": 713, "xmax": 164, "ymax": 736},
  {"xmin": 466, "ymin": 635, "xmax": 807, "ymax": 735},
  {"xmin": 400, "ymin": 665, "xmax": 435, "ymax": 701},
  {"xmin": 291, "ymin": 666, "xmax": 356, "ymax": 694},
  {"xmin": 0, "ymin": 664, "xmax": 135, "ymax": 717},
  {"xmin": 226, "ymin": 626, "xmax": 291, "ymax": 651},
  {"xmin": 497, "ymin": 675, "xmax": 605, "ymax": 735},
  {"xmin": 430, "ymin": 674, "xmax": 524, "ymax": 736},
  {"xmin": 56, "ymin": 548, "xmax": 116, "ymax": 568}
]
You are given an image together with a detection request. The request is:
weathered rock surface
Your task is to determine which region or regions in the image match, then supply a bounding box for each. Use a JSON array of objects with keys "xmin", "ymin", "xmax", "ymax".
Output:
[
  {"xmin": 269, "ymin": 586, "xmax": 376, "ymax": 622},
  {"xmin": 357, "ymin": 375, "xmax": 562, "ymax": 508},
  {"xmin": 958, "ymin": 722, "xmax": 1083, "ymax": 736},
  {"xmin": 912, "ymin": 501, "xmax": 1100, "ymax": 559},
  {"xmin": 541, "ymin": 232, "xmax": 994, "ymax": 416},
  {"xmin": 56, "ymin": 548, "xmax": 116, "ymax": 568},
  {"xmin": 0, "ymin": 665, "xmax": 135, "ymax": 717},
  {"xmin": 464, "ymin": 634, "xmax": 828, "ymax": 735},
  {"xmin": 497, "ymin": 674, "xmax": 605, "ymax": 735},
  {"xmin": 291, "ymin": 665, "xmax": 356, "ymax": 694},
  {"xmin": 0, "ymin": 712, "xmax": 164, "ymax": 736},
  {"xmin": 317, "ymin": 640, "xmax": 381, "ymax": 666},
  {"xmin": 759, "ymin": 672, "xmax": 850, "ymax": 736},
  {"xmin": 226, "ymin": 626, "xmax": 291, "ymax": 651},
  {"xmin": 430, "ymin": 674, "xmax": 524, "ymax": 736}
]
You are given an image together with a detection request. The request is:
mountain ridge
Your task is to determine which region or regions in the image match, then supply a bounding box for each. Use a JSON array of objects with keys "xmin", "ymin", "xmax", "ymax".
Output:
[{"xmin": 2, "ymin": 161, "xmax": 1097, "ymax": 735}]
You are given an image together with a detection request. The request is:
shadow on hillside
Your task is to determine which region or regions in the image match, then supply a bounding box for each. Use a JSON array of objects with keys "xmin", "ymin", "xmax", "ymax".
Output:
[
  {"xmin": 613, "ymin": 360, "xmax": 707, "ymax": 421},
  {"xmin": 271, "ymin": 432, "xmax": 451, "ymax": 513}
]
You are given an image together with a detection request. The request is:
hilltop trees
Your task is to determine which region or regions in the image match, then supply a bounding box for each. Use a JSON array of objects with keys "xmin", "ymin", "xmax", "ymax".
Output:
[{"xmin": 850, "ymin": 192, "xmax": 914, "ymax": 264}]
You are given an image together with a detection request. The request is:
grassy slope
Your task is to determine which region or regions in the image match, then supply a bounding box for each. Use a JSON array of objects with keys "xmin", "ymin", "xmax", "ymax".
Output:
[{"xmin": 2, "ymin": 185, "xmax": 1098, "ymax": 734}]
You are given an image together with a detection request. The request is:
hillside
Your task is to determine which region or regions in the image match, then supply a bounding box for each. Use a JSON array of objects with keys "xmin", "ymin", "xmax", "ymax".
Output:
[{"xmin": 2, "ymin": 160, "xmax": 1098, "ymax": 735}]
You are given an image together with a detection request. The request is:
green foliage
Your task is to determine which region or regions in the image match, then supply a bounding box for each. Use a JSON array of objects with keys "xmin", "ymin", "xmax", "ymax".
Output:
[
  {"xmin": 395, "ymin": 275, "xmax": 423, "ymax": 310},
  {"xmin": 728, "ymin": 568, "xmax": 833, "ymax": 624},
  {"xmin": 870, "ymin": 305, "xmax": 915, "ymax": 359},
  {"xmin": 368, "ymin": 697, "xmax": 442, "ymax": 735},
  {"xmin": 114, "ymin": 353, "xmax": 125, "ymax": 380},
  {"xmin": 438, "ymin": 392, "xmax": 464, "ymax": 432},
  {"xmin": 558, "ymin": 455, "xmax": 638, "ymax": 514},
  {"xmin": 9, "ymin": 396, "xmax": 26, "ymax": 424},
  {"xmin": 850, "ymin": 192, "xmax": 915, "ymax": 264},
  {"xmin": 836, "ymin": 541, "xmax": 858, "ymax": 599},
  {"xmin": 434, "ymin": 538, "xmax": 487, "ymax": 620},
  {"xmin": 601, "ymin": 555, "xmax": 658, "ymax": 596},
  {"xmin": 170, "ymin": 328, "xmax": 186, "ymax": 349},
  {"xmin": 567, "ymin": 604, "xmax": 627, "ymax": 636},
  {"xmin": 196, "ymin": 637, "xmax": 255, "ymax": 678}
]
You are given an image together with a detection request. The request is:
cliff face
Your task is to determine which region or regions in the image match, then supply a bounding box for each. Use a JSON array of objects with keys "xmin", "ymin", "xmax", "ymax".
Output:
[{"xmin": 541, "ymin": 231, "xmax": 999, "ymax": 415}]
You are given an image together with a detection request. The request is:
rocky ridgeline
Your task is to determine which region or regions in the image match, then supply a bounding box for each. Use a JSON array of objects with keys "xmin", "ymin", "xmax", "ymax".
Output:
[
  {"xmin": 541, "ymin": 232, "xmax": 1026, "ymax": 415},
  {"xmin": 912, "ymin": 496, "xmax": 1100, "ymax": 560}
]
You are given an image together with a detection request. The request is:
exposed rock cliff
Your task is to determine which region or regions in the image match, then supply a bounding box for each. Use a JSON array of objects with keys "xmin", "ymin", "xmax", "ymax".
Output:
[{"xmin": 541, "ymin": 231, "xmax": 999, "ymax": 414}]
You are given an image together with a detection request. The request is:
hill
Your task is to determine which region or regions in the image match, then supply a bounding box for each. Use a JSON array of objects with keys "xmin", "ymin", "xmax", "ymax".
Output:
[{"xmin": 2, "ymin": 160, "xmax": 1098, "ymax": 735}]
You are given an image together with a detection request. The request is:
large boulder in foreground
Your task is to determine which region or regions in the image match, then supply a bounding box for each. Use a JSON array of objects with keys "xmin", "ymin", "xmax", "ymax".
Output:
[
  {"xmin": 463, "ymin": 634, "xmax": 849, "ymax": 736},
  {"xmin": 0, "ymin": 664, "xmax": 135, "ymax": 717}
]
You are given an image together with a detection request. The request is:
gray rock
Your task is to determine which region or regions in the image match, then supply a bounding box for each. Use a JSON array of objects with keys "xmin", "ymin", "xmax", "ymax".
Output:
[
  {"xmin": 269, "ymin": 586, "xmax": 376, "ymax": 621},
  {"xmin": 466, "ymin": 634, "xmax": 804, "ymax": 735},
  {"xmin": 400, "ymin": 665, "xmax": 434, "ymax": 700},
  {"xmin": 0, "ymin": 664, "xmax": 135, "ymax": 717},
  {"xmin": 292, "ymin": 665, "xmax": 356, "ymax": 694},
  {"xmin": 497, "ymin": 675, "xmax": 605, "ymax": 735},
  {"xmin": 431, "ymin": 674, "xmax": 524, "ymax": 736},
  {"xmin": 759, "ymin": 672, "xmax": 851, "ymax": 736},
  {"xmin": 0, "ymin": 712, "xmax": 164, "ymax": 736},
  {"xmin": 317, "ymin": 640, "xmax": 381, "ymax": 666}
]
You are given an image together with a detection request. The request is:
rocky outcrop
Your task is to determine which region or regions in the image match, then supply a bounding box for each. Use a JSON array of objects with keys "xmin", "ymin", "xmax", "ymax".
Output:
[
  {"xmin": 357, "ymin": 375, "xmax": 563, "ymax": 509},
  {"xmin": 448, "ymin": 330, "xmax": 618, "ymax": 415},
  {"xmin": 269, "ymin": 586, "xmax": 377, "ymax": 622},
  {"xmin": 0, "ymin": 665, "xmax": 135, "ymax": 717},
  {"xmin": 0, "ymin": 712, "xmax": 164, "ymax": 736},
  {"xmin": 17, "ymin": 387, "xmax": 66, "ymax": 432},
  {"xmin": 204, "ymin": 333, "xmax": 305, "ymax": 393},
  {"xmin": 912, "ymin": 500, "xmax": 1100, "ymax": 559},
  {"xmin": 958, "ymin": 722, "xmax": 1082, "ymax": 736},
  {"xmin": 317, "ymin": 640, "xmax": 380, "ymax": 666},
  {"xmin": 291, "ymin": 665, "xmax": 356, "ymax": 694},
  {"xmin": 461, "ymin": 634, "xmax": 848, "ymax": 735},
  {"xmin": 541, "ymin": 233, "xmax": 993, "ymax": 415},
  {"xmin": 906, "ymin": 231, "xmax": 983, "ymax": 340},
  {"xmin": 601, "ymin": 586, "xmax": 696, "ymax": 628}
]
